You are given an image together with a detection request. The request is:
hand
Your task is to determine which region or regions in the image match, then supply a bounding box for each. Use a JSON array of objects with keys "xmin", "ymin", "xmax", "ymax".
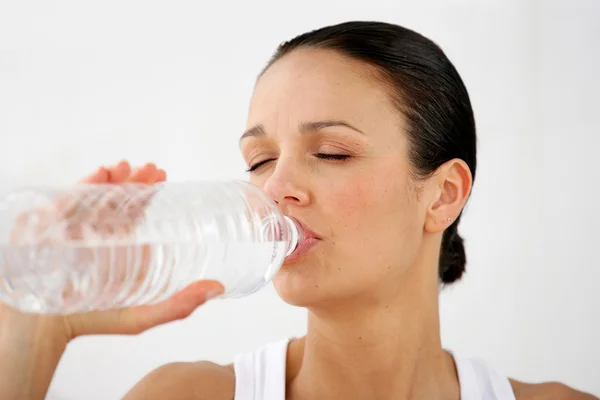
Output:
[
  {"xmin": 0, "ymin": 160, "xmax": 223, "ymax": 400},
  {"xmin": 2, "ymin": 160, "xmax": 224, "ymax": 340}
]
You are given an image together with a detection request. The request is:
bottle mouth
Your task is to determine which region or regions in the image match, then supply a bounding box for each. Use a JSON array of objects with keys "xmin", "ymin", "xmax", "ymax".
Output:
[{"xmin": 283, "ymin": 216, "xmax": 304, "ymax": 257}]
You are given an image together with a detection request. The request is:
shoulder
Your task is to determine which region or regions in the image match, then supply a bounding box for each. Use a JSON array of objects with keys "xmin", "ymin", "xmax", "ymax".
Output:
[
  {"xmin": 122, "ymin": 360, "xmax": 235, "ymax": 400},
  {"xmin": 510, "ymin": 379, "xmax": 598, "ymax": 400}
]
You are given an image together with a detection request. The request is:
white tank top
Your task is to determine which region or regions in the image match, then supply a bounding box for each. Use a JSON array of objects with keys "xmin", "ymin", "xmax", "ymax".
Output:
[{"xmin": 233, "ymin": 338, "xmax": 516, "ymax": 400}]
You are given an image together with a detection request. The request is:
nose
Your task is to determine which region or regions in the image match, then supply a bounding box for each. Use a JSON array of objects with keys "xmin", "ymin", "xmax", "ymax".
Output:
[{"xmin": 261, "ymin": 163, "xmax": 310, "ymax": 209}]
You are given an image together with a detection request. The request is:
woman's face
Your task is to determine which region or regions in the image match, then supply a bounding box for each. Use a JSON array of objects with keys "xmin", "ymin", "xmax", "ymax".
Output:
[{"xmin": 241, "ymin": 49, "xmax": 433, "ymax": 306}]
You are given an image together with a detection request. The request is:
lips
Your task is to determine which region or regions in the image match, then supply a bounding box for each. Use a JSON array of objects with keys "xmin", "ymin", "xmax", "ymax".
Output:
[{"xmin": 284, "ymin": 218, "xmax": 321, "ymax": 263}]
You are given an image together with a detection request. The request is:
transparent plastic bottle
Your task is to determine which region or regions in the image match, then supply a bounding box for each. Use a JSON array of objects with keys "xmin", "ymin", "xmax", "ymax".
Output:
[{"xmin": 0, "ymin": 180, "xmax": 303, "ymax": 314}]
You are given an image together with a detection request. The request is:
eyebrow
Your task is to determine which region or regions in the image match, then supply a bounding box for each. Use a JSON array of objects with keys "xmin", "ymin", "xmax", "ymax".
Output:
[{"xmin": 240, "ymin": 120, "xmax": 365, "ymax": 142}]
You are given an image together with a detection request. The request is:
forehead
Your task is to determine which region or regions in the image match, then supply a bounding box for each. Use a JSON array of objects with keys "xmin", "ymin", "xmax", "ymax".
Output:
[{"xmin": 247, "ymin": 48, "xmax": 399, "ymax": 132}]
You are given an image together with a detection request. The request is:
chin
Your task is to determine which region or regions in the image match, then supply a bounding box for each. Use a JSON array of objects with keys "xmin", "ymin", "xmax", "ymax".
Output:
[
  {"xmin": 272, "ymin": 265, "xmax": 328, "ymax": 307},
  {"xmin": 272, "ymin": 265, "xmax": 355, "ymax": 308}
]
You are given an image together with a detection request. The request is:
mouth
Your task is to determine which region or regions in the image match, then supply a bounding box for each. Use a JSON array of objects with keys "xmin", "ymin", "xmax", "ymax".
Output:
[{"xmin": 284, "ymin": 218, "xmax": 321, "ymax": 264}]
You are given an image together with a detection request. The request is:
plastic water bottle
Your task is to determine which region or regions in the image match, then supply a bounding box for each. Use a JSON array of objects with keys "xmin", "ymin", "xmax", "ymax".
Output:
[{"xmin": 0, "ymin": 180, "xmax": 303, "ymax": 314}]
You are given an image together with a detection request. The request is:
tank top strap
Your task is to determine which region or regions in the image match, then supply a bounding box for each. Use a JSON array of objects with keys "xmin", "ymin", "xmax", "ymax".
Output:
[
  {"xmin": 452, "ymin": 353, "xmax": 516, "ymax": 400},
  {"xmin": 233, "ymin": 338, "xmax": 290, "ymax": 400}
]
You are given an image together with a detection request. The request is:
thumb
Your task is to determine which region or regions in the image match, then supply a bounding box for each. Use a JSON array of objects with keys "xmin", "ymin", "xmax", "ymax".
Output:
[{"xmin": 65, "ymin": 280, "xmax": 225, "ymax": 338}]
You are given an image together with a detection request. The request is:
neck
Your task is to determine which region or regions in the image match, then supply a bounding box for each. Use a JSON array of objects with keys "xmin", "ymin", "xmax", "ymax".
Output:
[{"xmin": 288, "ymin": 262, "xmax": 459, "ymax": 400}]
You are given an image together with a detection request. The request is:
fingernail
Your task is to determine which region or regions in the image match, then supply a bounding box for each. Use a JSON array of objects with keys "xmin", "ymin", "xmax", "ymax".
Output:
[{"xmin": 205, "ymin": 289, "xmax": 224, "ymax": 301}]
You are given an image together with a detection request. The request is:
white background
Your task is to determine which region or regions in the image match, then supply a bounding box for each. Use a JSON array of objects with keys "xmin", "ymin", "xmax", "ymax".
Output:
[{"xmin": 1, "ymin": 0, "xmax": 599, "ymax": 398}]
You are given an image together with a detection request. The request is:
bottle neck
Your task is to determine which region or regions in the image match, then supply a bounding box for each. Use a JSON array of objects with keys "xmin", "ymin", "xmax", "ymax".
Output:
[{"xmin": 283, "ymin": 216, "xmax": 304, "ymax": 257}]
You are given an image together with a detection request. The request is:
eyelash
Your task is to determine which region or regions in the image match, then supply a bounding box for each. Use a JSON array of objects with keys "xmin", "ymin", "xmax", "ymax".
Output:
[{"xmin": 245, "ymin": 153, "xmax": 351, "ymax": 173}]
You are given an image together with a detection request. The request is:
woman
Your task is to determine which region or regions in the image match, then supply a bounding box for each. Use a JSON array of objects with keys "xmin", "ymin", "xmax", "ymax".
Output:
[{"xmin": 0, "ymin": 21, "xmax": 595, "ymax": 400}]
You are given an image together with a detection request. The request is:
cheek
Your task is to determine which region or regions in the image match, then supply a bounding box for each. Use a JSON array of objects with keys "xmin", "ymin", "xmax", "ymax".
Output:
[
  {"xmin": 325, "ymin": 163, "xmax": 412, "ymax": 227},
  {"xmin": 322, "ymin": 164, "xmax": 421, "ymax": 269}
]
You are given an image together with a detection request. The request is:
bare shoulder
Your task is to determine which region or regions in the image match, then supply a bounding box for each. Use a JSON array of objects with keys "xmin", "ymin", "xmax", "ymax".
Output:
[
  {"xmin": 510, "ymin": 378, "xmax": 598, "ymax": 400},
  {"xmin": 122, "ymin": 360, "xmax": 235, "ymax": 400}
]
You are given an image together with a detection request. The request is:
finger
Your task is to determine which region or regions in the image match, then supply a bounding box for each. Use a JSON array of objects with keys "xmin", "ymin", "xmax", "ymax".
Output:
[
  {"xmin": 127, "ymin": 163, "xmax": 157, "ymax": 183},
  {"xmin": 107, "ymin": 160, "xmax": 132, "ymax": 183},
  {"xmin": 126, "ymin": 164, "xmax": 162, "ymax": 215},
  {"xmin": 59, "ymin": 168, "xmax": 110, "ymax": 227},
  {"xmin": 66, "ymin": 280, "xmax": 225, "ymax": 337},
  {"xmin": 78, "ymin": 167, "xmax": 110, "ymax": 184},
  {"xmin": 125, "ymin": 164, "xmax": 159, "ymax": 218},
  {"xmin": 107, "ymin": 164, "xmax": 163, "ymax": 227},
  {"xmin": 152, "ymin": 168, "xmax": 167, "ymax": 183}
]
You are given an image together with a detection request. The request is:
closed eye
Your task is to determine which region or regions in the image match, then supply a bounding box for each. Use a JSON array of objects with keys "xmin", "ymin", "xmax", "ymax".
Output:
[
  {"xmin": 246, "ymin": 158, "xmax": 276, "ymax": 173},
  {"xmin": 314, "ymin": 153, "xmax": 351, "ymax": 161},
  {"xmin": 246, "ymin": 154, "xmax": 351, "ymax": 173}
]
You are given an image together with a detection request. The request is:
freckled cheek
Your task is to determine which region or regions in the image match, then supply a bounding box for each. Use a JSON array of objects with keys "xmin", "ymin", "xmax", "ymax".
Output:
[
  {"xmin": 320, "ymin": 167, "xmax": 414, "ymax": 248},
  {"xmin": 319, "ymin": 174, "xmax": 417, "ymax": 278},
  {"xmin": 321, "ymin": 174, "xmax": 388, "ymax": 230}
]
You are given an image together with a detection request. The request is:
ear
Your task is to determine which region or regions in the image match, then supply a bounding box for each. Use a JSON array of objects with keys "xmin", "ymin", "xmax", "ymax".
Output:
[{"xmin": 424, "ymin": 159, "xmax": 473, "ymax": 234}]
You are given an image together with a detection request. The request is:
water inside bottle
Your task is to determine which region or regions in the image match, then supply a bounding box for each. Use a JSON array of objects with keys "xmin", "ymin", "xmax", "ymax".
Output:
[{"xmin": 0, "ymin": 240, "xmax": 287, "ymax": 314}]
